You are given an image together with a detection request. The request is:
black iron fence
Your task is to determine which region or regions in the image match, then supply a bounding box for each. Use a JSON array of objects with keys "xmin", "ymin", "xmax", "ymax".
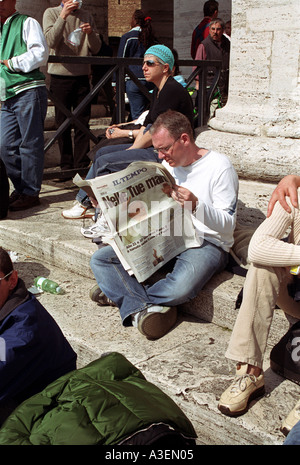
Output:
[{"xmin": 44, "ymin": 56, "xmax": 221, "ymax": 179}]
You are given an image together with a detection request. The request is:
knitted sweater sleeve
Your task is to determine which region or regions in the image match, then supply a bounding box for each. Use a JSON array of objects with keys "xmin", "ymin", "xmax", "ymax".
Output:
[
  {"xmin": 42, "ymin": 9, "xmax": 66, "ymax": 50},
  {"xmin": 248, "ymin": 193, "xmax": 300, "ymax": 267}
]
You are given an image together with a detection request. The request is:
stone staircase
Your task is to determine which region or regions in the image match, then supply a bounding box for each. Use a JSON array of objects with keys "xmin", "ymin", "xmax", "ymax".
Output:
[{"xmin": 1, "ymin": 104, "xmax": 298, "ymax": 445}]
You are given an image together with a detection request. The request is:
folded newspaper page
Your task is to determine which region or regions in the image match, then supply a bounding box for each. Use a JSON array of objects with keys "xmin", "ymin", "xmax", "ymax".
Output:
[{"xmin": 74, "ymin": 161, "xmax": 200, "ymax": 282}]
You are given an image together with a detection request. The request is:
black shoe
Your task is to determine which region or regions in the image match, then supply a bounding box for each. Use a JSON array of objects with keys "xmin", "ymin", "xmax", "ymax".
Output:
[
  {"xmin": 89, "ymin": 284, "xmax": 116, "ymax": 307},
  {"xmin": 8, "ymin": 190, "xmax": 21, "ymax": 205},
  {"xmin": 270, "ymin": 320, "xmax": 300, "ymax": 385},
  {"xmin": 9, "ymin": 194, "xmax": 40, "ymax": 211}
]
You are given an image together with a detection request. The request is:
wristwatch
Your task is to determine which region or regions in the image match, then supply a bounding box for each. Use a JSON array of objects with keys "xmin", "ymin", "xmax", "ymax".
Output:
[{"xmin": 128, "ymin": 130, "xmax": 134, "ymax": 140}]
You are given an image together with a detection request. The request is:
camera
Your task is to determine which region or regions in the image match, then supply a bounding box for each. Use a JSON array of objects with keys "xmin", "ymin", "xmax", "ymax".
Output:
[{"xmin": 73, "ymin": 0, "xmax": 82, "ymax": 9}]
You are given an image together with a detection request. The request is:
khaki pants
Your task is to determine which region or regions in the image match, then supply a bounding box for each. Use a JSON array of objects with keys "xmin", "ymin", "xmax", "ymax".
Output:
[{"xmin": 226, "ymin": 263, "xmax": 300, "ymax": 368}]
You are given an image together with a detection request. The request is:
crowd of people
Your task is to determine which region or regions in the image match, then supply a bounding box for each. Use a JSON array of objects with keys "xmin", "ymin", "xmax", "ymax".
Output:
[{"xmin": 0, "ymin": 0, "xmax": 299, "ymax": 446}]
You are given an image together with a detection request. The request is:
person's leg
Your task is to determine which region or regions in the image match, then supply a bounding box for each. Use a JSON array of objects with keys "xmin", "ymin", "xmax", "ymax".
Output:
[
  {"xmin": 145, "ymin": 241, "xmax": 228, "ymax": 306},
  {"xmin": 90, "ymin": 241, "xmax": 227, "ymax": 325},
  {"xmin": 126, "ymin": 79, "xmax": 149, "ymax": 120},
  {"xmin": 0, "ymin": 159, "xmax": 9, "ymax": 219},
  {"xmin": 93, "ymin": 147, "xmax": 160, "ymax": 178},
  {"xmin": 50, "ymin": 75, "xmax": 74, "ymax": 170},
  {"xmin": 91, "ymin": 143, "xmax": 135, "ymax": 176},
  {"xmin": 284, "ymin": 419, "xmax": 300, "ymax": 445},
  {"xmin": 226, "ymin": 264, "xmax": 300, "ymax": 368},
  {"xmin": 0, "ymin": 99, "xmax": 22, "ymax": 194},
  {"xmin": 218, "ymin": 264, "xmax": 300, "ymax": 417},
  {"xmin": 72, "ymin": 75, "xmax": 91, "ymax": 169},
  {"xmin": 1, "ymin": 87, "xmax": 47, "ymax": 198}
]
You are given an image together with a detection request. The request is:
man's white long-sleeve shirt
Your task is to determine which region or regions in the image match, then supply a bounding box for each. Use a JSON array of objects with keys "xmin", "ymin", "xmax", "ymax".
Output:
[{"xmin": 163, "ymin": 150, "xmax": 239, "ymax": 251}]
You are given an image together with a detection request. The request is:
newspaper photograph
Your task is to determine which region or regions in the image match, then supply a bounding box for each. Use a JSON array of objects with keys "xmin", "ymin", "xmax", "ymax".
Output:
[{"xmin": 74, "ymin": 161, "xmax": 201, "ymax": 282}]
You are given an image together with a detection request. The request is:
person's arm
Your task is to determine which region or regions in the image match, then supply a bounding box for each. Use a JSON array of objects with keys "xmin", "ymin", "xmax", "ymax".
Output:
[
  {"xmin": 267, "ymin": 175, "xmax": 300, "ymax": 217},
  {"xmin": 127, "ymin": 126, "xmax": 153, "ymax": 149},
  {"xmin": 249, "ymin": 195, "xmax": 300, "ymax": 267},
  {"xmin": 4, "ymin": 18, "xmax": 48, "ymax": 73},
  {"xmin": 196, "ymin": 166, "xmax": 238, "ymax": 237},
  {"xmin": 83, "ymin": 16, "xmax": 101, "ymax": 55},
  {"xmin": 193, "ymin": 44, "xmax": 206, "ymax": 90},
  {"xmin": 43, "ymin": 8, "xmax": 67, "ymax": 49}
]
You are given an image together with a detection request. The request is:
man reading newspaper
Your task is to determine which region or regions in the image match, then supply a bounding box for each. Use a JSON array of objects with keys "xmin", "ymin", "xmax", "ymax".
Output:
[{"xmin": 90, "ymin": 110, "xmax": 239, "ymax": 340}]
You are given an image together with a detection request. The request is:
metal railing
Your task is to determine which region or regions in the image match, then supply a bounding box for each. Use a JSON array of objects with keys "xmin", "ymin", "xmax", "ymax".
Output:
[{"xmin": 44, "ymin": 56, "xmax": 221, "ymax": 179}]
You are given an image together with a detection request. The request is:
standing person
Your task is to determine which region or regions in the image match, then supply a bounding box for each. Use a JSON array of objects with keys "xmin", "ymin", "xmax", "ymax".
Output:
[
  {"xmin": 0, "ymin": 247, "xmax": 77, "ymax": 426},
  {"xmin": 194, "ymin": 18, "xmax": 230, "ymax": 118},
  {"xmin": 0, "ymin": 0, "xmax": 49, "ymax": 212},
  {"xmin": 89, "ymin": 110, "xmax": 238, "ymax": 340},
  {"xmin": 117, "ymin": 9, "xmax": 157, "ymax": 120},
  {"xmin": 43, "ymin": 0, "xmax": 101, "ymax": 178},
  {"xmin": 190, "ymin": 0, "xmax": 219, "ymax": 59}
]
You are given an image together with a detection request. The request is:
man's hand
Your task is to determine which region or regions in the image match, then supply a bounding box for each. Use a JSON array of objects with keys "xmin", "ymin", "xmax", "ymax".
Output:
[
  {"xmin": 60, "ymin": 0, "xmax": 79, "ymax": 20},
  {"xmin": 267, "ymin": 175, "xmax": 300, "ymax": 217},
  {"xmin": 0, "ymin": 59, "xmax": 9, "ymax": 68},
  {"xmin": 170, "ymin": 185, "xmax": 198, "ymax": 212},
  {"xmin": 80, "ymin": 23, "xmax": 93, "ymax": 35}
]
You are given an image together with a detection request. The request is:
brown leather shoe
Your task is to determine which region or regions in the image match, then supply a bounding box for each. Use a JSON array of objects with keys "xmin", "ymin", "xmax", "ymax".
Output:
[{"xmin": 9, "ymin": 194, "xmax": 40, "ymax": 211}]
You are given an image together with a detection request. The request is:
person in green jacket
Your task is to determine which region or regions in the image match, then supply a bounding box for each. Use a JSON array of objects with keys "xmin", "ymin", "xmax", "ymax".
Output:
[{"xmin": 0, "ymin": 0, "xmax": 49, "ymax": 211}]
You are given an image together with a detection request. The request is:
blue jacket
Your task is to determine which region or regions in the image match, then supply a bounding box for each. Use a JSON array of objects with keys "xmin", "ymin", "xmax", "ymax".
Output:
[
  {"xmin": 0, "ymin": 279, "xmax": 76, "ymax": 420},
  {"xmin": 117, "ymin": 27, "xmax": 146, "ymax": 80}
]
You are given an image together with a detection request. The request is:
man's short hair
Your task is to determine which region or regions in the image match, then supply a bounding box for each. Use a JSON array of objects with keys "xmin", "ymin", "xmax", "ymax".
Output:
[
  {"xmin": 203, "ymin": 0, "xmax": 219, "ymax": 17},
  {"xmin": 150, "ymin": 110, "xmax": 194, "ymax": 140},
  {"xmin": 0, "ymin": 248, "xmax": 13, "ymax": 279},
  {"xmin": 209, "ymin": 18, "xmax": 225, "ymax": 30}
]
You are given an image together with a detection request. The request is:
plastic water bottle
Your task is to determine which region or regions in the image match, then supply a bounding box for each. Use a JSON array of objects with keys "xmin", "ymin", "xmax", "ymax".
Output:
[{"xmin": 34, "ymin": 277, "xmax": 64, "ymax": 295}]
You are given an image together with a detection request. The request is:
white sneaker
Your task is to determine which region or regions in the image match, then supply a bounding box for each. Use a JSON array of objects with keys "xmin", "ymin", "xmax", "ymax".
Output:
[
  {"xmin": 80, "ymin": 214, "xmax": 111, "ymax": 238},
  {"xmin": 62, "ymin": 200, "xmax": 95, "ymax": 219},
  {"xmin": 281, "ymin": 399, "xmax": 300, "ymax": 436}
]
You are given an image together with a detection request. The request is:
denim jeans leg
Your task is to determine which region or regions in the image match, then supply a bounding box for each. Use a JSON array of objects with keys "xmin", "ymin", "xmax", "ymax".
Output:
[
  {"xmin": 126, "ymin": 80, "xmax": 149, "ymax": 120},
  {"xmin": 93, "ymin": 146, "xmax": 160, "ymax": 177},
  {"xmin": 145, "ymin": 241, "xmax": 228, "ymax": 306},
  {"xmin": 284, "ymin": 420, "xmax": 300, "ymax": 445},
  {"xmin": 90, "ymin": 246, "xmax": 152, "ymax": 325},
  {"xmin": 75, "ymin": 165, "xmax": 94, "ymax": 207},
  {"xmin": 90, "ymin": 240, "xmax": 228, "ymax": 326},
  {"xmin": 0, "ymin": 87, "xmax": 47, "ymax": 196}
]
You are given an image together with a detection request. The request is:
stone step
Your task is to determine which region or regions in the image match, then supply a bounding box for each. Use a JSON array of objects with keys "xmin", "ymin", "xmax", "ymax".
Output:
[
  {"xmin": 0, "ymin": 177, "xmax": 287, "ymax": 342},
  {"xmin": 1, "ymin": 177, "xmax": 297, "ymax": 445}
]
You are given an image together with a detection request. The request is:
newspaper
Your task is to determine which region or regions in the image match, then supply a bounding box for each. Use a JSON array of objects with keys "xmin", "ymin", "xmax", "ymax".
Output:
[{"xmin": 74, "ymin": 161, "xmax": 201, "ymax": 282}]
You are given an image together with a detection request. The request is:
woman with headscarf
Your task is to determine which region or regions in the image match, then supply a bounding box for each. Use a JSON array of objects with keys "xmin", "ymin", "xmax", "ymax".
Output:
[{"xmin": 62, "ymin": 45, "xmax": 194, "ymax": 226}]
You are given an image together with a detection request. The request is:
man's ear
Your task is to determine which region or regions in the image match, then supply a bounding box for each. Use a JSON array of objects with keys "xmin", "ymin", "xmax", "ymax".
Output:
[{"xmin": 8, "ymin": 270, "xmax": 18, "ymax": 291}]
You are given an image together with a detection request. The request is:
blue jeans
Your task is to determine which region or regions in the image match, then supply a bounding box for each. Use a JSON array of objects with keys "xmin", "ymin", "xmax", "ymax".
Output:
[
  {"xmin": 0, "ymin": 87, "xmax": 47, "ymax": 196},
  {"xmin": 90, "ymin": 240, "xmax": 228, "ymax": 326},
  {"xmin": 76, "ymin": 144, "xmax": 160, "ymax": 206},
  {"xmin": 284, "ymin": 420, "xmax": 300, "ymax": 445},
  {"xmin": 126, "ymin": 79, "xmax": 153, "ymax": 120}
]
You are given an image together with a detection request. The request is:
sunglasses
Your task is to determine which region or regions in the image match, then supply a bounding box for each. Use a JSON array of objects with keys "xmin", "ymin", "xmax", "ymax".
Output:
[
  {"xmin": 0, "ymin": 270, "xmax": 13, "ymax": 281},
  {"xmin": 143, "ymin": 60, "xmax": 162, "ymax": 67}
]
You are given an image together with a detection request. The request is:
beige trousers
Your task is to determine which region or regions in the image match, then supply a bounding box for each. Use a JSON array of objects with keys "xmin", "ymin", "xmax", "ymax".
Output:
[{"xmin": 226, "ymin": 263, "xmax": 300, "ymax": 368}]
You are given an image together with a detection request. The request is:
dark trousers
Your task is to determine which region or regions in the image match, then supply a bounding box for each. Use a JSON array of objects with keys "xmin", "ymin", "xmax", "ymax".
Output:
[
  {"xmin": 0, "ymin": 159, "xmax": 9, "ymax": 219},
  {"xmin": 50, "ymin": 75, "xmax": 91, "ymax": 170}
]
